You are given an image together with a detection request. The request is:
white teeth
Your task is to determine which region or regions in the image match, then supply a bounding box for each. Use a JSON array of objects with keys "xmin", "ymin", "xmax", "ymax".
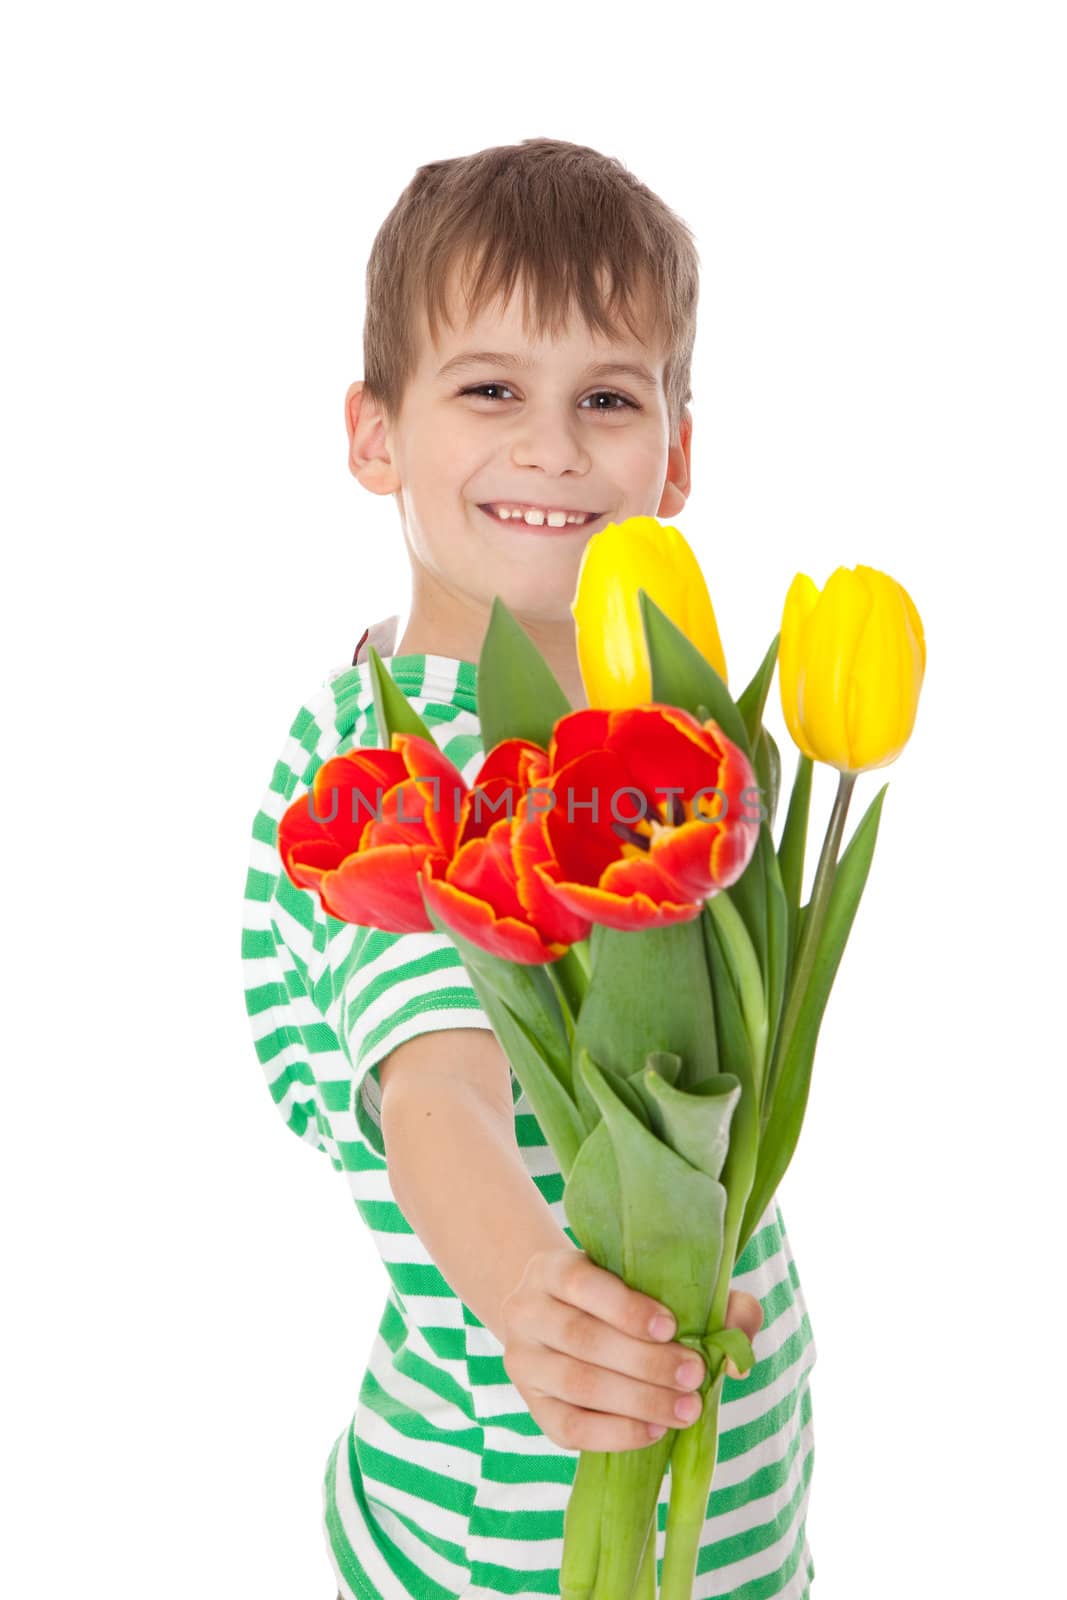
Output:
[{"xmin": 487, "ymin": 504, "xmax": 594, "ymax": 526}]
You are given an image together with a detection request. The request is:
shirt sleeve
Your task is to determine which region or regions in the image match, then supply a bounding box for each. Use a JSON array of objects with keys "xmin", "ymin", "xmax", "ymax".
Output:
[
  {"xmin": 240, "ymin": 674, "xmax": 363, "ymax": 1166},
  {"xmin": 327, "ymin": 920, "xmax": 502, "ymax": 1163},
  {"xmin": 241, "ymin": 825, "xmax": 344, "ymax": 1162},
  {"xmin": 242, "ymin": 662, "xmax": 511, "ymax": 1170}
]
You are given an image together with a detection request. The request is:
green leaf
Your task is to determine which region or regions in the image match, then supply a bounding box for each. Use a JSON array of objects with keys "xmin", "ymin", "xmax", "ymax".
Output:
[
  {"xmin": 702, "ymin": 1327, "xmax": 755, "ymax": 1376},
  {"xmin": 477, "ymin": 596, "xmax": 572, "ymax": 752},
  {"xmin": 726, "ymin": 827, "xmax": 769, "ymax": 999},
  {"xmin": 492, "ymin": 998, "xmax": 588, "ymax": 1177},
  {"xmin": 564, "ymin": 1045, "xmax": 741, "ymax": 1598},
  {"xmin": 640, "ymin": 1049, "xmax": 683, "ymax": 1088},
  {"xmin": 573, "ymin": 918, "xmax": 719, "ymax": 1089},
  {"xmin": 736, "ymin": 634, "xmax": 780, "ymax": 751},
  {"xmin": 365, "ymin": 645, "xmax": 434, "ymax": 745},
  {"xmin": 565, "ymin": 1048, "xmax": 727, "ymax": 1332},
  {"xmin": 754, "ymin": 725, "xmax": 782, "ymax": 835},
  {"xmin": 639, "ymin": 591, "xmax": 753, "ymax": 760},
  {"xmin": 573, "ymin": 1044, "xmax": 653, "ymax": 1135},
  {"xmin": 700, "ymin": 904, "xmax": 760, "ymax": 1316},
  {"xmin": 545, "ymin": 963, "xmax": 576, "ymax": 1056},
  {"xmin": 601, "ymin": 1062, "xmax": 654, "ymax": 1130},
  {"xmin": 422, "ymin": 898, "xmax": 570, "ymax": 1074},
  {"xmin": 763, "ymin": 843, "xmax": 789, "ymax": 1071},
  {"xmin": 701, "ymin": 904, "xmax": 755, "ymax": 1093},
  {"xmin": 561, "ymin": 1071, "xmax": 684, "ymax": 1600},
  {"xmin": 777, "ymin": 752, "xmax": 814, "ymax": 969},
  {"xmin": 639, "ymin": 1069, "xmax": 741, "ymax": 1183},
  {"xmin": 548, "ymin": 943, "xmax": 589, "ymax": 1020},
  {"xmin": 739, "ymin": 784, "xmax": 888, "ymax": 1254}
]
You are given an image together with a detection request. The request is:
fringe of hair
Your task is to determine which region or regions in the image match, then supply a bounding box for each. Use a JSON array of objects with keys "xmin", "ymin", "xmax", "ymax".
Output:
[{"xmin": 362, "ymin": 137, "xmax": 699, "ymax": 440}]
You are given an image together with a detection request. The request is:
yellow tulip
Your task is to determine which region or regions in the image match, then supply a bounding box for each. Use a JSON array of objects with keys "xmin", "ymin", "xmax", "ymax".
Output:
[
  {"xmin": 779, "ymin": 564, "xmax": 926, "ymax": 773},
  {"xmin": 571, "ymin": 516, "xmax": 728, "ymax": 708}
]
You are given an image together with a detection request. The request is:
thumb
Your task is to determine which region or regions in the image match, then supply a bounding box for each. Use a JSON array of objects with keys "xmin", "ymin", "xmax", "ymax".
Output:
[{"xmin": 723, "ymin": 1290, "xmax": 763, "ymax": 1380}]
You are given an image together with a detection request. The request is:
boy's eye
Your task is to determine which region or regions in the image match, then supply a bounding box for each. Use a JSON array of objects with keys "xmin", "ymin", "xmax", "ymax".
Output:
[{"xmin": 458, "ymin": 383, "xmax": 636, "ymax": 411}]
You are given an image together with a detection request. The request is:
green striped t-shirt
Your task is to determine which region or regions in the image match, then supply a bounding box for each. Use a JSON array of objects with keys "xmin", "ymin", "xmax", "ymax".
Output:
[{"xmin": 241, "ymin": 649, "xmax": 817, "ymax": 1599}]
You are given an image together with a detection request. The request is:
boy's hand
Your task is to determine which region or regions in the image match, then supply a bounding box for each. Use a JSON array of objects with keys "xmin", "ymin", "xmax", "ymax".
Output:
[{"xmin": 500, "ymin": 1247, "xmax": 763, "ymax": 1454}]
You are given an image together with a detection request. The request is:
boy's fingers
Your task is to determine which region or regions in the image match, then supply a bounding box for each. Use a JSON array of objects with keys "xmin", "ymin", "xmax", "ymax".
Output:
[
  {"xmin": 542, "ymin": 1256, "xmax": 765, "ymax": 1380},
  {"xmin": 548, "ymin": 1251, "xmax": 677, "ymax": 1344}
]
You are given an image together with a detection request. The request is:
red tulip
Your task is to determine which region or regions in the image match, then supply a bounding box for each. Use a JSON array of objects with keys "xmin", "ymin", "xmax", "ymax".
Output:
[
  {"xmin": 420, "ymin": 812, "xmax": 592, "ymax": 964},
  {"xmin": 515, "ymin": 705, "xmax": 761, "ymax": 930},
  {"xmin": 276, "ymin": 731, "xmax": 558, "ymax": 938},
  {"xmin": 414, "ymin": 735, "xmax": 588, "ymax": 962},
  {"xmin": 276, "ymin": 733, "xmax": 467, "ymax": 930}
]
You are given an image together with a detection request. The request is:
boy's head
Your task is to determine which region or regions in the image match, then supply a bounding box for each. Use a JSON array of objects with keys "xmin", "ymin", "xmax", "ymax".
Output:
[{"xmin": 345, "ymin": 138, "xmax": 700, "ymax": 654}]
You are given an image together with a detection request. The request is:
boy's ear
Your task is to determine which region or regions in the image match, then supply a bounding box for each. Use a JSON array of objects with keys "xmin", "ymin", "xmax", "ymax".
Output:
[
  {"xmin": 657, "ymin": 406, "xmax": 692, "ymax": 519},
  {"xmin": 345, "ymin": 380, "xmax": 400, "ymax": 496}
]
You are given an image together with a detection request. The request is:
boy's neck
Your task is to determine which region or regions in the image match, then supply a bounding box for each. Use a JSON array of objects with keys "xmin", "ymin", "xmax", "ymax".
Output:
[{"xmin": 394, "ymin": 607, "xmax": 589, "ymax": 712}]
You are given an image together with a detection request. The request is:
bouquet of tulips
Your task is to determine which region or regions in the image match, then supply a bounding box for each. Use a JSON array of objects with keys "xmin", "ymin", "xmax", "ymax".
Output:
[{"xmin": 277, "ymin": 516, "xmax": 925, "ymax": 1599}]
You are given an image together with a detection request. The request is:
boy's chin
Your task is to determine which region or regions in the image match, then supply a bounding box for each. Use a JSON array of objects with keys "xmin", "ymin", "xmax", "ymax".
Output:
[{"xmin": 465, "ymin": 552, "xmax": 584, "ymax": 626}]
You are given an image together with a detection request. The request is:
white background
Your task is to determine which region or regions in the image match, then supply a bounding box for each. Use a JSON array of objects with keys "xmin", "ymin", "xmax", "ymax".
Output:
[{"xmin": 3, "ymin": 3, "xmax": 1064, "ymax": 1595}]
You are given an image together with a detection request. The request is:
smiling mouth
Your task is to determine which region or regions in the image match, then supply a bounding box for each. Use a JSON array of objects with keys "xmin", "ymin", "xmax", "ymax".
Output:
[{"xmin": 478, "ymin": 504, "xmax": 606, "ymax": 531}]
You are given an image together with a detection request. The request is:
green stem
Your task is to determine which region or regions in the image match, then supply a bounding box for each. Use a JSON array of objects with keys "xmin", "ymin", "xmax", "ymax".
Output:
[
  {"xmin": 560, "ymin": 1450, "xmax": 606, "ymax": 1600},
  {"xmin": 658, "ymin": 1368, "xmax": 726, "ymax": 1598},
  {"xmin": 761, "ymin": 769, "xmax": 857, "ymax": 1135},
  {"xmin": 590, "ymin": 1441, "xmax": 673, "ymax": 1599},
  {"xmin": 634, "ymin": 1506, "xmax": 658, "ymax": 1598},
  {"xmin": 560, "ymin": 1430, "xmax": 673, "ymax": 1598}
]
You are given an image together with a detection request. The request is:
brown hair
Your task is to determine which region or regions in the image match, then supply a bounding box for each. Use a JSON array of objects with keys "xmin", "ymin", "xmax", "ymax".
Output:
[{"xmin": 362, "ymin": 137, "xmax": 700, "ymax": 441}]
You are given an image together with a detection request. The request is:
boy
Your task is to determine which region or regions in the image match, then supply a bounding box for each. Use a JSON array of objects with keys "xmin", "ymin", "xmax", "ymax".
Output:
[{"xmin": 242, "ymin": 138, "xmax": 816, "ymax": 1599}]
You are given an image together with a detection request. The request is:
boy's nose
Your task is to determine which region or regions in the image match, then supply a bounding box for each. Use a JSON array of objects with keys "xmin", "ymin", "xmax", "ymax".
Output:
[{"xmin": 510, "ymin": 413, "xmax": 591, "ymax": 479}]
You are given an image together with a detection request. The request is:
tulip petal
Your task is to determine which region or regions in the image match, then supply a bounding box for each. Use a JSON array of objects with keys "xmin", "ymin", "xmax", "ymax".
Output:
[
  {"xmin": 456, "ymin": 776, "xmax": 523, "ymax": 848},
  {"xmin": 360, "ymin": 777, "xmax": 444, "ymax": 851},
  {"xmin": 899, "ymin": 578, "xmax": 927, "ymax": 678},
  {"xmin": 277, "ymin": 832, "xmax": 338, "ymax": 896},
  {"xmin": 513, "ymin": 791, "xmax": 594, "ymax": 946},
  {"xmin": 572, "ymin": 516, "xmax": 728, "ymax": 709},
  {"xmin": 391, "ymin": 732, "xmax": 467, "ymax": 855},
  {"xmin": 300, "ymin": 749, "xmax": 410, "ymax": 856},
  {"xmin": 847, "ymin": 568, "xmax": 924, "ymax": 770},
  {"xmin": 533, "ymin": 855, "xmax": 701, "ymax": 930},
  {"xmin": 278, "ymin": 795, "xmax": 340, "ymax": 882},
  {"xmin": 445, "ymin": 819, "xmax": 527, "ymax": 919},
  {"xmin": 604, "ymin": 703, "xmax": 723, "ymax": 805},
  {"xmin": 779, "ymin": 564, "xmax": 925, "ymax": 773},
  {"xmin": 541, "ymin": 747, "xmax": 639, "ymax": 881},
  {"xmin": 421, "ymin": 853, "xmax": 566, "ymax": 964},
  {"xmin": 779, "ymin": 574, "xmax": 821, "ymax": 761},
  {"xmin": 317, "ymin": 843, "xmax": 439, "ymax": 931},
  {"xmin": 547, "ymin": 708, "xmax": 613, "ymax": 773},
  {"xmin": 472, "ymin": 737, "xmax": 548, "ymax": 791},
  {"xmin": 649, "ymin": 749, "xmax": 760, "ymax": 897},
  {"xmin": 801, "ymin": 567, "xmax": 875, "ymax": 770}
]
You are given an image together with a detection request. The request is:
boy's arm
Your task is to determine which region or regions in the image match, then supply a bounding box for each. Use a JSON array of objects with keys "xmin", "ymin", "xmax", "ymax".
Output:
[
  {"xmin": 378, "ymin": 1029, "xmax": 764, "ymax": 1455},
  {"xmin": 378, "ymin": 1029, "xmax": 578, "ymax": 1347}
]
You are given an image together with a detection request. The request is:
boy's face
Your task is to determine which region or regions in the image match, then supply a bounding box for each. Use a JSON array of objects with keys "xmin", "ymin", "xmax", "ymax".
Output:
[{"xmin": 347, "ymin": 265, "xmax": 691, "ymax": 631}]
